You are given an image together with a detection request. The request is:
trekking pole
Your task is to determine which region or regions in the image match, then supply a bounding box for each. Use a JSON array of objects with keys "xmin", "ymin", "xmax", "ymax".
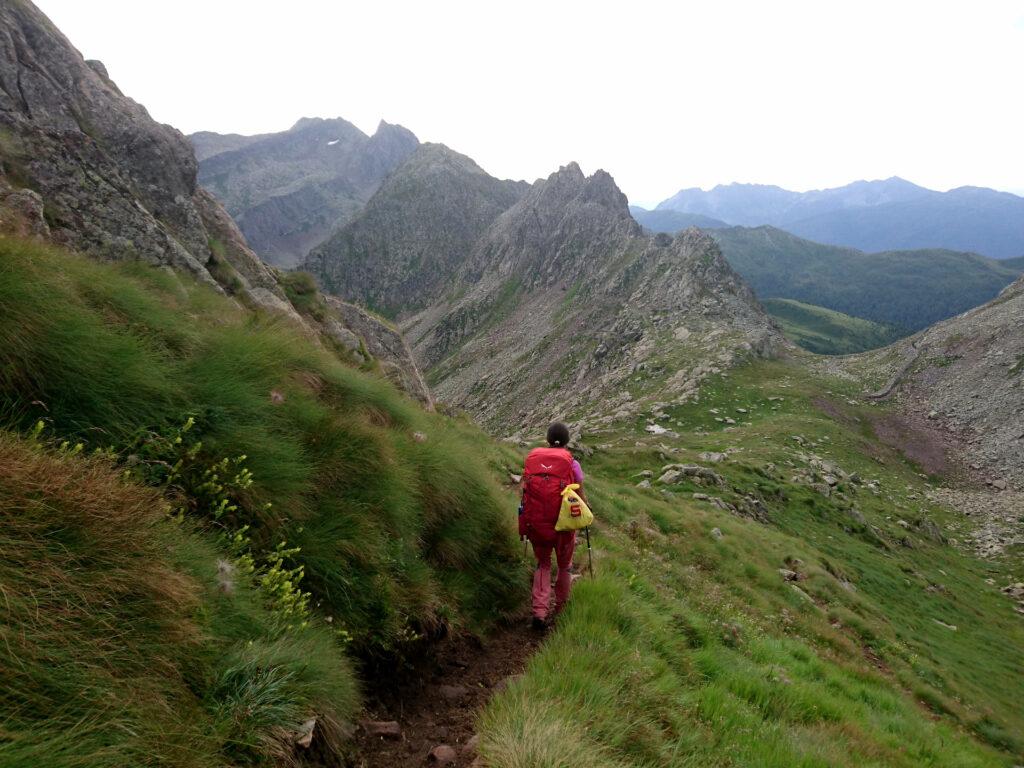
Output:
[{"xmin": 584, "ymin": 527, "xmax": 595, "ymax": 579}]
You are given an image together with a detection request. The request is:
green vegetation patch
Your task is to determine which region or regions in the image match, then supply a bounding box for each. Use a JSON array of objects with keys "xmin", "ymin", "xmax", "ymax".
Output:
[
  {"xmin": 715, "ymin": 225, "xmax": 1023, "ymax": 332},
  {"xmin": 763, "ymin": 298, "xmax": 903, "ymax": 355}
]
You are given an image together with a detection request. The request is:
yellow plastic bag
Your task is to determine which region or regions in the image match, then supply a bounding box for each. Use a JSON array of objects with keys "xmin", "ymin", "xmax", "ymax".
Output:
[{"xmin": 556, "ymin": 483, "xmax": 594, "ymax": 531}]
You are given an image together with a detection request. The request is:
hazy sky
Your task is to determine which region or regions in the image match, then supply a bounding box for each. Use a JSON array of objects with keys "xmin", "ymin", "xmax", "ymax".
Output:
[{"xmin": 35, "ymin": 0, "xmax": 1024, "ymax": 207}]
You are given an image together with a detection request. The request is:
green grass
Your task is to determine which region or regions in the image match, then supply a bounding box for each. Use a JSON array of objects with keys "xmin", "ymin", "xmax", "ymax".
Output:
[
  {"xmin": 763, "ymin": 298, "xmax": 904, "ymax": 354},
  {"xmin": 0, "ymin": 237, "xmax": 526, "ymax": 765},
  {"xmin": 0, "ymin": 432, "xmax": 358, "ymax": 767},
  {"xmin": 279, "ymin": 270, "xmax": 326, "ymax": 320},
  {"xmin": 479, "ymin": 359, "xmax": 1024, "ymax": 766}
]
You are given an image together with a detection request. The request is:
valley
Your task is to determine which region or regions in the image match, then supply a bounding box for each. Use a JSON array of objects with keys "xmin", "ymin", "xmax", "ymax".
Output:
[{"xmin": 1, "ymin": 2, "xmax": 1022, "ymax": 767}]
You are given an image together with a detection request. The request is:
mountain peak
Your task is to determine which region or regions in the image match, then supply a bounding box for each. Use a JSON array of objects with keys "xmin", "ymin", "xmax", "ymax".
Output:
[
  {"xmin": 371, "ymin": 119, "xmax": 418, "ymax": 143},
  {"xmin": 288, "ymin": 116, "xmax": 362, "ymax": 136},
  {"xmin": 544, "ymin": 161, "xmax": 586, "ymax": 185},
  {"xmin": 290, "ymin": 116, "xmax": 325, "ymax": 131},
  {"xmin": 528, "ymin": 163, "xmax": 631, "ymax": 221}
]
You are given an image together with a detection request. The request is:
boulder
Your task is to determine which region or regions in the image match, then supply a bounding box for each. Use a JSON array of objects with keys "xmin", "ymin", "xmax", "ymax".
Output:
[
  {"xmin": 658, "ymin": 469, "xmax": 681, "ymax": 485},
  {"xmin": 699, "ymin": 451, "xmax": 727, "ymax": 463},
  {"xmin": 660, "ymin": 464, "xmax": 724, "ymax": 486},
  {"xmin": 462, "ymin": 734, "xmax": 481, "ymax": 756},
  {"xmin": 294, "ymin": 717, "xmax": 316, "ymax": 748}
]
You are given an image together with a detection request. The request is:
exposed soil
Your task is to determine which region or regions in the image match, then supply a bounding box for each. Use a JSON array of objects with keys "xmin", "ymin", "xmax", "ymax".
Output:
[
  {"xmin": 868, "ymin": 410, "xmax": 959, "ymax": 478},
  {"xmin": 349, "ymin": 615, "xmax": 543, "ymax": 767}
]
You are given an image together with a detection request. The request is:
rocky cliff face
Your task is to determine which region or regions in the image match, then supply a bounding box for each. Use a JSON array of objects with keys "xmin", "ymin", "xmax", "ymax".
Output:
[
  {"xmin": 0, "ymin": 0, "xmax": 291, "ymax": 310},
  {"xmin": 397, "ymin": 163, "xmax": 783, "ymax": 431},
  {"xmin": 0, "ymin": 1, "xmax": 433, "ymax": 407},
  {"xmin": 866, "ymin": 274, "xmax": 1024, "ymax": 487},
  {"xmin": 194, "ymin": 117, "xmax": 419, "ymax": 267},
  {"xmin": 305, "ymin": 143, "xmax": 528, "ymax": 316}
]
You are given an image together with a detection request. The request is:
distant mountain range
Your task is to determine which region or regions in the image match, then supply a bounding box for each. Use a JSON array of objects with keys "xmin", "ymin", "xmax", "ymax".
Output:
[
  {"xmin": 654, "ymin": 178, "xmax": 1024, "ymax": 259},
  {"xmin": 710, "ymin": 226, "xmax": 1024, "ymax": 332},
  {"xmin": 629, "ymin": 206, "xmax": 729, "ymax": 232},
  {"xmin": 191, "ymin": 118, "xmax": 419, "ymax": 267}
]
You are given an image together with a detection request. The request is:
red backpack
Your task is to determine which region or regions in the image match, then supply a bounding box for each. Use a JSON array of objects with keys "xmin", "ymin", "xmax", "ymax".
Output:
[{"xmin": 520, "ymin": 447, "xmax": 575, "ymax": 544}]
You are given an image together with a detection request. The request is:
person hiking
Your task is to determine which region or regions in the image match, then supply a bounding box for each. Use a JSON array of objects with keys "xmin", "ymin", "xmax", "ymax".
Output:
[{"xmin": 519, "ymin": 422, "xmax": 586, "ymax": 630}]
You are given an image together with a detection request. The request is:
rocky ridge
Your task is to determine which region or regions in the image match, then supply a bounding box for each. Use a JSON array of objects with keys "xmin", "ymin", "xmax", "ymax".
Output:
[
  {"xmin": 305, "ymin": 143, "xmax": 528, "ymax": 316},
  {"xmin": 0, "ymin": 0, "xmax": 432, "ymax": 405},
  {"xmin": 398, "ymin": 163, "xmax": 784, "ymax": 431},
  {"xmin": 194, "ymin": 117, "xmax": 419, "ymax": 267}
]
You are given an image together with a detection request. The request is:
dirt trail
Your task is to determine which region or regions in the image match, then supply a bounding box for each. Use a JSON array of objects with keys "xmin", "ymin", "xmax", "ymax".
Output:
[{"xmin": 350, "ymin": 615, "xmax": 542, "ymax": 767}]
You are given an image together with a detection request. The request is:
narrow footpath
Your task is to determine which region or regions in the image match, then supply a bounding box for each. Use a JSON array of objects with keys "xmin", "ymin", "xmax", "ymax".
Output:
[{"xmin": 351, "ymin": 615, "xmax": 543, "ymax": 767}]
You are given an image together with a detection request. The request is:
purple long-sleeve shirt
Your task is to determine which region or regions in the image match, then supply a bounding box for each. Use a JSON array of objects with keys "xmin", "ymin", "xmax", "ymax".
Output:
[{"xmin": 572, "ymin": 459, "xmax": 584, "ymax": 484}]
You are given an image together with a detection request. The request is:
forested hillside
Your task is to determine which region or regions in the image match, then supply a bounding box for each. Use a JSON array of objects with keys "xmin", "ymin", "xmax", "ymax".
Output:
[
  {"xmin": 711, "ymin": 226, "xmax": 1024, "ymax": 332},
  {"xmin": 762, "ymin": 298, "xmax": 903, "ymax": 355}
]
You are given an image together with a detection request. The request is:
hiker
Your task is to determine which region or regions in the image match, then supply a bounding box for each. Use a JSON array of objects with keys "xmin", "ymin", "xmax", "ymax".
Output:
[{"xmin": 519, "ymin": 422, "xmax": 585, "ymax": 630}]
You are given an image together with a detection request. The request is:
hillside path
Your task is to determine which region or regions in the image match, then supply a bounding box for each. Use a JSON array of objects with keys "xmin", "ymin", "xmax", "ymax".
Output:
[{"xmin": 351, "ymin": 615, "xmax": 542, "ymax": 767}]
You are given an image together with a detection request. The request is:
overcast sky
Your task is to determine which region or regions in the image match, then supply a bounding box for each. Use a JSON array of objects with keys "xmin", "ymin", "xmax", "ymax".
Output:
[{"xmin": 35, "ymin": 0, "xmax": 1024, "ymax": 207}]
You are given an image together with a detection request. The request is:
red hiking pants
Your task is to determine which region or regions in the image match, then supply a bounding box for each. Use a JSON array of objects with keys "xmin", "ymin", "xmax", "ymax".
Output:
[{"xmin": 530, "ymin": 531, "xmax": 576, "ymax": 620}]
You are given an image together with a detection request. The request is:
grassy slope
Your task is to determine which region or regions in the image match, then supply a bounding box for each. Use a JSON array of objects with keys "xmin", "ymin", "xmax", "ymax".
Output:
[
  {"xmin": 0, "ymin": 433, "xmax": 356, "ymax": 767},
  {"xmin": 0, "ymin": 237, "xmax": 525, "ymax": 766},
  {"xmin": 712, "ymin": 226, "xmax": 1024, "ymax": 332},
  {"xmin": 479, "ymin": 360, "xmax": 1024, "ymax": 767},
  {"xmin": 763, "ymin": 298, "xmax": 903, "ymax": 355}
]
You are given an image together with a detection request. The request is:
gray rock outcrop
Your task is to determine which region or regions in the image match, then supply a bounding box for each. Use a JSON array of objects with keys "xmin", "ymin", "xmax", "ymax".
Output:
[
  {"xmin": 323, "ymin": 296, "xmax": 434, "ymax": 408},
  {"xmin": 0, "ymin": 0, "xmax": 291, "ymax": 313}
]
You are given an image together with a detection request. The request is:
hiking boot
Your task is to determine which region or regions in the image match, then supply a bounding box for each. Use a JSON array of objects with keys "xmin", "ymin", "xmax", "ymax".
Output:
[{"xmin": 531, "ymin": 616, "xmax": 547, "ymax": 632}]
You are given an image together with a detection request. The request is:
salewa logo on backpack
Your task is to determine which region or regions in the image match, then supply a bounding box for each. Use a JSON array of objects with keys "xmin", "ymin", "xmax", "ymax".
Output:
[{"xmin": 541, "ymin": 463, "xmax": 553, "ymax": 470}]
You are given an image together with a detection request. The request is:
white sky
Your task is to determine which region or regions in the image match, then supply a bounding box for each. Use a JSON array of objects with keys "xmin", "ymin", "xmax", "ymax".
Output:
[{"xmin": 35, "ymin": 0, "xmax": 1024, "ymax": 207}]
